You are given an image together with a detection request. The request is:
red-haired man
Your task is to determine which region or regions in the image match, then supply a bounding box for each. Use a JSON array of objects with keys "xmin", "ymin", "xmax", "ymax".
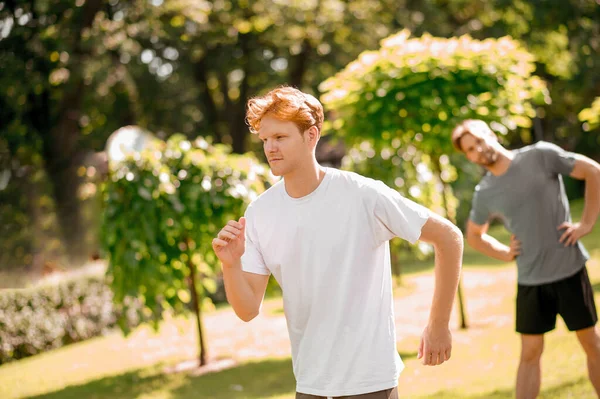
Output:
[{"xmin": 213, "ymin": 86, "xmax": 464, "ymax": 398}]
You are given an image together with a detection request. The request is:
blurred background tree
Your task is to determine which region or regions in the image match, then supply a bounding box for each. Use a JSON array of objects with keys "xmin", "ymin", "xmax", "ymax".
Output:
[
  {"xmin": 320, "ymin": 31, "xmax": 549, "ymax": 327},
  {"xmin": 1, "ymin": 0, "xmax": 598, "ymax": 281},
  {"xmin": 320, "ymin": 31, "xmax": 549, "ymax": 228}
]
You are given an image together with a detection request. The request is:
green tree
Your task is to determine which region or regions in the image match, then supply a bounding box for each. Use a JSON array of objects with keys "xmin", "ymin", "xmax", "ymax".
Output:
[
  {"xmin": 142, "ymin": 0, "xmax": 433, "ymax": 152},
  {"xmin": 0, "ymin": 0, "xmax": 154, "ymax": 264},
  {"xmin": 101, "ymin": 134, "xmax": 272, "ymax": 365},
  {"xmin": 321, "ymin": 30, "xmax": 548, "ymax": 328},
  {"xmin": 0, "ymin": 0, "xmax": 404, "ymax": 268},
  {"xmin": 427, "ymin": 0, "xmax": 600, "ymax": 150},
  {"xmin": 3, "ymin": 0, "xmax": 598, "ymax": 276},
  {"xmin": 0, "ymin": 1, "xmax": 110, "ymax": 263},
  {"xmin": 321, "ymin": 30, "xmax": 548, "ymax": 213}
]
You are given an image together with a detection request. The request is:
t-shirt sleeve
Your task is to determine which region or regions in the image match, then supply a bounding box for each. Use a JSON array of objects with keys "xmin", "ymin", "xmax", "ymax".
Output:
[
  {"xmin": 469, "ymin": 188, "xmax": 489, "ymax": 226},
  {"xmin": 536, "ymin": 141, "xmax": 577, "ymax": 176},
  {"xmin": 372, "ymin": 181, "xmax": 430, "ymax": 245},
  {"xmin": 240, "ymin": 208, "xmax": 270, "ymax": 276}
]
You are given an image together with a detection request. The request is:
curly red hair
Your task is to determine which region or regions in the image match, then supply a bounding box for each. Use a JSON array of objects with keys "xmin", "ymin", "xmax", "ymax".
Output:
[{"xmin": 246, "ymin": 86, "xmax": 324, "ymax": 135}]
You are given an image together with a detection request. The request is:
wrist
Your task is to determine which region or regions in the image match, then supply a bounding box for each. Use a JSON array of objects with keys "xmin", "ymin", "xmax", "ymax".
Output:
[
  {"xmin": 503, "ymin": 248, "xmax": 514, "ymax": 262},
  {"xmin": 427, "ymin": 317, "xmax": 450, "ymax": 329},
  {"xmin": 580, "ymin": 221, "xmax": 593, "ymax": 233},
  {"xmin": 222, "ymin": 259, "xmax": 242, "ymax": 270}
]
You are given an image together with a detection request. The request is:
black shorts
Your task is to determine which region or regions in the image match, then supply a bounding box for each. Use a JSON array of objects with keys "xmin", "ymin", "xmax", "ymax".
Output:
[{"xmin": 516, "ymin": 266, "xmax": 598, "ymax": 335}]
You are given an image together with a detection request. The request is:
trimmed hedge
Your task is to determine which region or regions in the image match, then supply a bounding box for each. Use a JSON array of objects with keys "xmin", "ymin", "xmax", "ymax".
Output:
[{"xmin": 0, "ymin": 272, "xmax": 140, "ymax": 364}]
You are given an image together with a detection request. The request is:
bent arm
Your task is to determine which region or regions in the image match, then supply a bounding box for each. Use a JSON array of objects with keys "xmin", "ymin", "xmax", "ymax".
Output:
[
  {"xmin": 418, "ymin": 213, "xmax": 463, "ymax": 326},
  {"xmin": 570, "ymin": 156, "xmax": 600, "ymax": 230},
  {"xmin": 466, "ymin": 219, "xmax": 514, "ymax": 262},
  {"xmin": 222, "ymin": 260, "xmax": 270, "ymax": 322}
]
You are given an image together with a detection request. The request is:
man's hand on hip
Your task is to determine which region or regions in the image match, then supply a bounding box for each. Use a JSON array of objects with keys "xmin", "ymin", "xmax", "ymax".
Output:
[
  {"xmin": 558, "ymin": 221, "xmax": 592, "ymax": 247},
  {"xmin": 504, "ymin": 234, "xmax": 521, "ymax": 261}
]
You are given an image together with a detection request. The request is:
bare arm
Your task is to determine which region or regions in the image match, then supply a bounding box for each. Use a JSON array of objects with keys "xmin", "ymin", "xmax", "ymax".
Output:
[
  {"xmin": 419, "ymin": 213, "xmax": 463, "ymax": 327},
  {"xmin": 212, "ymin": 218, "xmax": 270, "ymax": 322},
  {"xmin": 466, "ymin": 219, "xmax": 521, "ymax": 262},
  {"xmin": 416, "ymin": 212, "xmax": 463, "ymax": 366},
  {"xmin": 558, "ymin": 156, "xmax": 600, "ymax": 246},
  {"xmin": 222, "ymin": 261, "xmax": 269, "ymax": 322}
]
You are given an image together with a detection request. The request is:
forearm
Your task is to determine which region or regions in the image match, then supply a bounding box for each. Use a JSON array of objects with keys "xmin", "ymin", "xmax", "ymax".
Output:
[
  {"xmin": 428, "ymin": 225, "xmax": 463, "ymax": 326},
  {"xmin": 581, "ymin": 169, "xmax": 600, "ymax": 229},
  {"xmin": 468, "ymin": 234, "xmax": 512, "ymax": 261},
  {"xmin": 222, "ymin": 260, "xmax": 261, "ymax": 321}
]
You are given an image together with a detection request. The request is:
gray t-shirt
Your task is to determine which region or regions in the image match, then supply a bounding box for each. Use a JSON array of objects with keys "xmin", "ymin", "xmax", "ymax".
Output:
[{"xmin": 469, "ymin": 141, "xmax": 589, "ymax": 285}]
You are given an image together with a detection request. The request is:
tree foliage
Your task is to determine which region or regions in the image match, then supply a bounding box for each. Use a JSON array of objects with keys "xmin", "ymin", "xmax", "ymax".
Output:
[
  {"xmin": 321, "ymin": 31, "xmax": 548, "ymax": 225},
  {"xmin": 321, "ymin": 31, "xmax": 549, "ymax": 328},
  {"xmin": 101, "ymin": 134, "xmax": 271, "ymax": 361},
  {"xmin": 1, "ymin": 0, "xmax": 599, "ymax": 276},
  {"xmin": 579, "ymin": 97, "xmax": 600, "ymax": 132}
]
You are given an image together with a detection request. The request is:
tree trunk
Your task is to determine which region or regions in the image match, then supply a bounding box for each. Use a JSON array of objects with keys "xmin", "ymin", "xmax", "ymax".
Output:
[
  {"xmin": 390, "ymin": 244, "xmax": 402, "ymax": 281},
  {"xmin": 25, "ymin": 168, "xmax": 48, "ymax": 274},
  {"xmin": 37, "ymin": 75, "xmax": 87, "ymax": 263},
  {"xmin": 193, "ymin": 56, "xmax": 224, "ymax": 142},
  {"xmin": 42, "ymin": 83, "xmax": 88, "ymax": 264},
  {"xmin": 40, "ymin": 0, "xmax": 104, "ymax": 264},
  {"xmin": 229, "ymin": 34, "xmax": 251, "ymax": 154},
  {"xmin": 187, "ymin": 240, "xmax": 207, "ymax": 366},
  {"xmin": 111, "ymin": 52, "xmax": 141, "ymax": 127},
  {"xmin": 288, "ymin": 0, "xmax": 323, "ymax": 89},
  {"xmin": 289, "ymin": 38, "xmax": 311, "ymax": 88}
]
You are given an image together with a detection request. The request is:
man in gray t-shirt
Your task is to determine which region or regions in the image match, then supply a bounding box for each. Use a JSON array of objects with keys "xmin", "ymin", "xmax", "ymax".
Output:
[{"xmin": 452, "ymin": 120, "xmax": 600, "ymax": 399}]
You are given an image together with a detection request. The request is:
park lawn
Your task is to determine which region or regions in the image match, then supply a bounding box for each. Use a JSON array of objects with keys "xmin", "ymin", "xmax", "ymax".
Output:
[{"xmin": 1, "ymin": 200, "xmax": 599, "ymax": 399}]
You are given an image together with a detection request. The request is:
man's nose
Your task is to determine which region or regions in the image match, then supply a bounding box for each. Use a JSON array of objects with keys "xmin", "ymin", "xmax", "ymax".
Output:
[{"xmin": 265, "ymin": 140, "xmax": 276, "ymax": 153}]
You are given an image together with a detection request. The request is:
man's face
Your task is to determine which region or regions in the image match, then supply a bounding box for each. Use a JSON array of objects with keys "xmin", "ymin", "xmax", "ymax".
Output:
[
  {"xmin": 258, "ymin": 115, "xmax": 314, "ymax": 177},
  {"xmin": 459, "ymin": 133, "xmax": 499, "ymax": 167}
]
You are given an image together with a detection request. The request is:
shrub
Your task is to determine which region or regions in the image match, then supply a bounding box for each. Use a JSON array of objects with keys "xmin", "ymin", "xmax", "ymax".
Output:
[{"xmin": 0, "ymin": 270, "xmax": 140, "ymax": 364}]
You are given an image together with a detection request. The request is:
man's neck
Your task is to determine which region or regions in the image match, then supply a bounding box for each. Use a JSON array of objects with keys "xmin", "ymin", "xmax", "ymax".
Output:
[
  {"xmin": 283, "ymin": 161, "xmax": 326, "ymax": 198},
  {"xmin": 486, "ymin": 147, "xmax": 515, "ymax": 176}
]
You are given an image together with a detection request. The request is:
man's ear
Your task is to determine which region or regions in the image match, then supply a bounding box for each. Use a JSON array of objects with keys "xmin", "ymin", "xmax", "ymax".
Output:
[{"xmin": 305, "ymin": 126, "xmax": 320, "ymax": 145}]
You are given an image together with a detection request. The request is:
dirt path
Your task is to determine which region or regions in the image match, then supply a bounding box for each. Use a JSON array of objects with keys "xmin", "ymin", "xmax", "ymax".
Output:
[{"xmin": 185, "ymin": 266, "xmax": 520, "ymax": 364}]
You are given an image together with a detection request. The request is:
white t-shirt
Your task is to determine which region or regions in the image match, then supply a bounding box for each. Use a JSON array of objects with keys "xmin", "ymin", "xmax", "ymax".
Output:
[{"xmin": 241, "ymin": 168, "xmax": 429, "ymax": 397}]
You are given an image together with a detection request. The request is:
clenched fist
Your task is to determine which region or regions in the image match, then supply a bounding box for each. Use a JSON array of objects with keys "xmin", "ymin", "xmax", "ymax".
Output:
[
  {"xmin": 212, "ymin": 218, "xmax": 246, "ymax": 267},
  {"xmin": 418, "ymin": 323, "xmax": 452, "ymax": 366}
]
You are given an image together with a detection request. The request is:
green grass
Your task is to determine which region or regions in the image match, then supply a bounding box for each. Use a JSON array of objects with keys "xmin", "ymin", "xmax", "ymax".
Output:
[
  {"xmin": 1, "ymin": 199, "xmax": 599, "ymax": 399},
  {"xmin": 19, "ymin": 359, "xmax": 297, "ymax": 399},
  {"xmin": 395, "ymin": 313, "xmax": 600, "ymax": 399},
  {"xmin": 3, "ymin": 292, "xmax": 598, "ymax": 399}
]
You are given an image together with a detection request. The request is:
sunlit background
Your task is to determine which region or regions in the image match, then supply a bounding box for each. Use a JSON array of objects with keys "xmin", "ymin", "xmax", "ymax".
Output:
[{"xmin": 1, "ymin": 0, "xmax": 599, "ymax": 398}]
